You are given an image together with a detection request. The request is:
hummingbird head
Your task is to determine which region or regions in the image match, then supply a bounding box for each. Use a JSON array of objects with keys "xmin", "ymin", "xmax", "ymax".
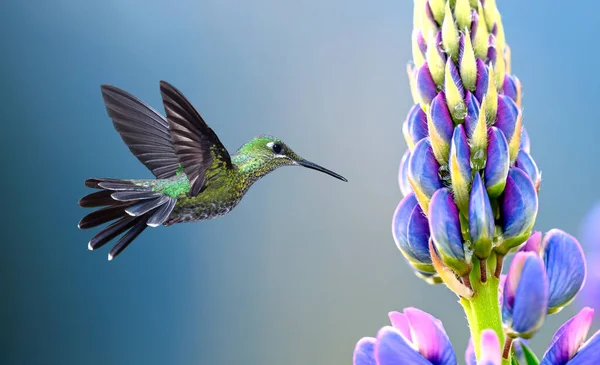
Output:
[{"xmin": 234, "ymin": 135, "xmax": 347, "ymax": 182}]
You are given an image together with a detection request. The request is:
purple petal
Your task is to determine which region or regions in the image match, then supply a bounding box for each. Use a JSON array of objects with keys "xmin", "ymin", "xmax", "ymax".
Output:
[
  {"xmin": 540, "ymin": 307, "xmax": 594, "ymax": 365},
  {"xmin": 475, "ymin": 58, "xmax": 489, "ymax": 103},
  {"xmin": 408, "ymin": 139, "xmax": 443, "ymax": 212},
  {"xmin": 515, "ymin": 150, "xmax": 541, "ymax": 192},
  {"xmin": 429, "ymin": 91, "xmax": 454, "ymax": 145},
  {"xmin": 354, "ymin": 337, "xmax": 376, "ymax": 365},
  {"xmin": 520, "ymin": 126, "xmax": 531, "ymax": 154},
  {"xmin": 388, "ymin": 311, "xmax": 412, "ymax": 342},
  {"xmin": 503, "ymin": 252, "xmax": 528, "ymax": 319},
  {"xmin": 498, "ymin": 167, "xmax": 538, "ymax": 253},
  {"xmin": 568, "ymin": 330, "xmax": 600, "ymax": 365},
  {"xmin": 375, "ymin": 326, "xmax": 432, "ymax": 365},
  {"xmin": 407, "ymin": 205, "xmax": 432, "ymax": 264},
  {"xmin": 399, "ymin": 150, "xmax": 413, "ymax": 196},
  {"xmin": 495, "ymin": 95, "xmax": 519, "ymax": 141},
  {"xmin": 503, "ymin": 74, "xmax": 518, "ymax": 103},
  {"xmin": 416, "ymin": 62, "xmax": 438, "ymax": 106},
  {"xmin": 465, "ymin": 338, "xmax": 476, "ymax": 365},
  {"xmin": 464, "ymin": 91, "xmax": 481, "ymax": 139},
  {"xmin": 405, "ymin": 104, "xmax": 429, "ymax": 147},
  {"xmin": 428, "ymin": 188, "xmax": 468, "ymax": 275},
  {"xmin": 470, "ymin": 173, "xmax": 495, "ymax": 259},
  {"xmin": 520, "ymin": 231, "xmax": 543, "ymax": 254},
  {"xmin": 502, "ymin": 252, "xmax": 548, "ymax": 338},
  {"xmin": 392, "ymin": 193, "xmax": 419, "ymax": 262},
  {"xmin": 484, "ymin": 127, "xmax": 510, "ymax": 198},
  {"xmin": 479, "ymin": 330, "xmax": 502, "ymax": 365},
  {"xmin": 404, "ymin": 308, "xmax": 457, "ymax": 365},
  {"xmin": 542, "ymin": 229, "xmax": 587, "ymax": 312}
]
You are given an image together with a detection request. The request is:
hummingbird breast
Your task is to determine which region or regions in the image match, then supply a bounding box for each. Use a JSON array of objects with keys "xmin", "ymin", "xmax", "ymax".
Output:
[{"xmin": 162, "ymin": 169, "xmax": 251, "ymax": 226}]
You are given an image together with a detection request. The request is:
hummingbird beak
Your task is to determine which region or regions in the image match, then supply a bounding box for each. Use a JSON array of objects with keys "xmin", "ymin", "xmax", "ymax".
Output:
[{"xmin": 296, "ymin": 159, "xmax": 348, "ymax": 182}]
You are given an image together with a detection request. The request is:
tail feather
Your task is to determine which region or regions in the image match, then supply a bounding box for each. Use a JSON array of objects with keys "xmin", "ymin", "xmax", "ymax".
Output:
[
  {"xmin": 79, "ymin": 178, "xmax": 176, "ymax": 260},
  {"xmin": 79, "ymin": 190, "xmax": 115, "ymax": 208},
  {"xmin": 78, "ymin": 203, "xmax": 132, "ymax": 229},
  {"xmin": 109, "ymin": 218, "xmax": 150, "ymax": 260},
  {"xmin": 88, "ymin": 216, "xmax": 139, "ymax": 250}
]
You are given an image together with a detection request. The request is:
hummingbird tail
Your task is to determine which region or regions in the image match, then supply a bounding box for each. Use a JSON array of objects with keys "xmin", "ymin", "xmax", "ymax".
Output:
[{"xmin": 78, "ymin": 178, "xmax": 176, "ymax": 260}]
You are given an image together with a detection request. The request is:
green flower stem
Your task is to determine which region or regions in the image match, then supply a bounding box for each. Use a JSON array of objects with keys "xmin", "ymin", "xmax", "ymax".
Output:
[{"xmin": 459, "ymin": 255, "xmax": 510, "ymax": 364}]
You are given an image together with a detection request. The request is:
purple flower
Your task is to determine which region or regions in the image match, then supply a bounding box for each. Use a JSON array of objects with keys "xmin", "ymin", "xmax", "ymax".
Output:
[
  {"xmin": 540, "ymin": 307, "xmax": 599, "ymax": 365},
  {"xmin": 408, "ymin": 139, "xmax": 443, "ymax": 214},
  {"xmin": 497, "ymin": 167, "xmax": 539, "ymax": 254},
  {"xmin": 429, "ymin": 188, "xmax": 470, "ymax": 275},
  {"xmin": 392, "ymin": 193, "xmax": 435, "ymax": 276},
  {"xmin": 515, "ymin": 150, "xmax": 541, "ymax": 193},
  {"xmin": 353, "ymin": 308, "xmax": 457, "ymax": 365},
  {"xmin": 416, "ymin": 62, "xmax": 438, "ymax": 107},
  {"xmin": 542, "ymin": 229, "xmax": 587, "ymax": 313},
  {"xmin": 503, "ymin": 252, "xmax": 549, "ymax": 338},
  {"xmin": 470, "ymin": 173, "xmax": 495, "ymax": 259},
  {"xmin": 403, "ymin": 103, "xmax": 428, "ymax": 150},
  {"xmin": 484, "ymin": 127, "xmax": 510, "ymax": 199}
]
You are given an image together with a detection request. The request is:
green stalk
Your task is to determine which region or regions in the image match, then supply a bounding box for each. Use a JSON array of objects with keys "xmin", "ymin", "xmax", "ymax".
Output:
[{"xmin": 459, "ymin": 255, "xmax": 510, "ymax": 364}]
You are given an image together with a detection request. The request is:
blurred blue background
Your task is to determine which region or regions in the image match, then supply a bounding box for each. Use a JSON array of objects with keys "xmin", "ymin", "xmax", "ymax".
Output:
[{"xmin": 1, "ymin": 0, "xmax": 599, "ymax": 364}]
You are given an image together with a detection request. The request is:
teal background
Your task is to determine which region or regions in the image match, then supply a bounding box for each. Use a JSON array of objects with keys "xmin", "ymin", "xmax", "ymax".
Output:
[{"xmin": 2, "ymin": 1, "xmax": 599, "ymax": 364}]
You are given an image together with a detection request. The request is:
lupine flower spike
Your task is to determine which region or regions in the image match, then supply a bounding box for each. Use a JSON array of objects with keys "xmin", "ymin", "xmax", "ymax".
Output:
[{"xmin": 357, "ymin": 1, "xmax": 596, "ymax": 364}]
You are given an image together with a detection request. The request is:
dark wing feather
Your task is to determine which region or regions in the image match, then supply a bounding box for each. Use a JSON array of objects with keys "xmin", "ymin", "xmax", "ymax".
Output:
[
  {"xmin": 159, "ymin": 81, "xmax": 233, "ymax": 196},
  {"xmin": 101, "ymin": 85, "xmax": 181, "ymax": 179}
]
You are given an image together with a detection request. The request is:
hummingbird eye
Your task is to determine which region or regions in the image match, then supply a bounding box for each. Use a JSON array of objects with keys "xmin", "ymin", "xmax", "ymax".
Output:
[{"xmin": 271, "ymin": 143, "xmax": 283, "ymax": 154}]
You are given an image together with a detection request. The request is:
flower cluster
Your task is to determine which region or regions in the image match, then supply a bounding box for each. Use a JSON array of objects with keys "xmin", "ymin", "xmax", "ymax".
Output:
[
  {"xmin": 356, "ymin": 0, "xmax": 597, "ymax": 364},
  {"xmin": 394, "ymin": 0, "xmax": 538, "ymax": 291}
]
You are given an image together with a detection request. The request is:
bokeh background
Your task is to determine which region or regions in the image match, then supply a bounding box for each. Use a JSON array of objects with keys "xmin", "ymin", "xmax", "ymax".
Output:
[{"xmin": 2, "ymin": 1, "xmax": 599, "ymax": 364}]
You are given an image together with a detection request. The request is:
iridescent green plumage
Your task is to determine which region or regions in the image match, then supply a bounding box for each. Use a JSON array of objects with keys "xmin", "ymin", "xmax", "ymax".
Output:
[{"xmin": 78, "ymin": 82, "xmax": 346, "ymax": 260}]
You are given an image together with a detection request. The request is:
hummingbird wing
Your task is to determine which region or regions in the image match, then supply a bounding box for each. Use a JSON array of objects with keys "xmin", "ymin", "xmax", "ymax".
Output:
[
  {"xmin": 101, "ymin": 85, "xmax": 181, "ymax": 179},
  {"xmin": 159, "ymin": 81, "xmax": 234, "ymax": 197}
]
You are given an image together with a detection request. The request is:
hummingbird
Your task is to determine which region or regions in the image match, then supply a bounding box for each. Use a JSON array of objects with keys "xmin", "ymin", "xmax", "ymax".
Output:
[{"xmin": 79, "ymin": 81, "xmax": 347, "ymax": 260}]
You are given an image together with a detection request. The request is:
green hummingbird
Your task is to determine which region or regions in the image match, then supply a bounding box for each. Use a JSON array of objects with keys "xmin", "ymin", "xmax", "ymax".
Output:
[{"xmin": 79, "ymin": 81, "xmax": 347, "ymax": 260}]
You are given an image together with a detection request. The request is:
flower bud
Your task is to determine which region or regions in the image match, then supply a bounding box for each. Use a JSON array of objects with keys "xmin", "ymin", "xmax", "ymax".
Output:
[
  {"xmin": 427, "ymin": 92, "xmax": 454, "ymax": 165},
  {"xmin": 412, "ymin": 29, "xmax": 427, "ymax": 68},
  {"xmin": 416, "ymin": 62, "xmax": 438, "ymax": 107},
  {"xmin": 502, "ymin": 74, "xmax": 522, "ymax": 107},
  {"xmin": 459, "ymin": 32, "xmax": 477, "ymax": 91},
  {"xmin": 540, "ymin": 308, "xmax": 595, "ymax": 365},
  {"xmin": 403, "ymin": 104, "xmax": 428, "ymax": 150},
  {"xmin": 428, "ymin": 0, "xmax": 445, "ymax": 25},
  {"xmin": 463, "ymin": 91, "xmax": 480, "ymax": 140},
  {"xmin": 426, "ymin": 31, "xmax": 446, "ymax": 86},
  {"xmin": 429, "ymin": 188, "xmax": 470, "ymax": 275},
  {"xmin": 515, "ymin": 150, "xmax": 541, "ymax": 192},
  {"xmin": 488, "ymin": 34, "xmax": 505, "ymax": 89},
  {"xmin": 454, "ymin": 0, "xmax": 471, "ymax": 32},
  {"xmin": 495, "ymin": 95, "xmax": 521, "ymax": 162},
  {"xmin": 474, "ymin": 58, "xmax": 488, "ymax": 104},
  {"xmin": 398, "ymin": 150, "xmax": 412, "ymax": 197},
  {"xmin": 470, "ymin": 173, "xmax": 495, "ymax": 259},
  {"xmin": 469, "ymin": 93, "xmax": 488, "ymax": 170},
  {"xmin": 442, "ymin": 2, "xmax": 459, "ymax": 60},
  {"xmin": 450, "ymin": 125, "xmax": 472, "ymax": 215},
  {"xmin": 392, "ymin": 193, "xmax": 435, "ymax": 275},
  {"xmin": 496, "ymin": 168, "xmax": 538, "ymax": 254},
  {"xmin": 542, "ymin": 229, "xmax": 587, "ymax": 313},
  {"xmin": 484, "ymin": 127, "xmax": 510, "ymax": 198},
  {"xmin": 502, "ymin": 252, "xmax": 548, "ymax": 339},
  {"xmin": 444, "ymin": 59, "xmax": 467, "ymax": 121},
  {"xmin": 408, "ymin": 139, "xmax": 444, "ymax": 214},
  {"xmin": 471, "ymin": 6, "xmax": 489, "ymax": 59}
]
